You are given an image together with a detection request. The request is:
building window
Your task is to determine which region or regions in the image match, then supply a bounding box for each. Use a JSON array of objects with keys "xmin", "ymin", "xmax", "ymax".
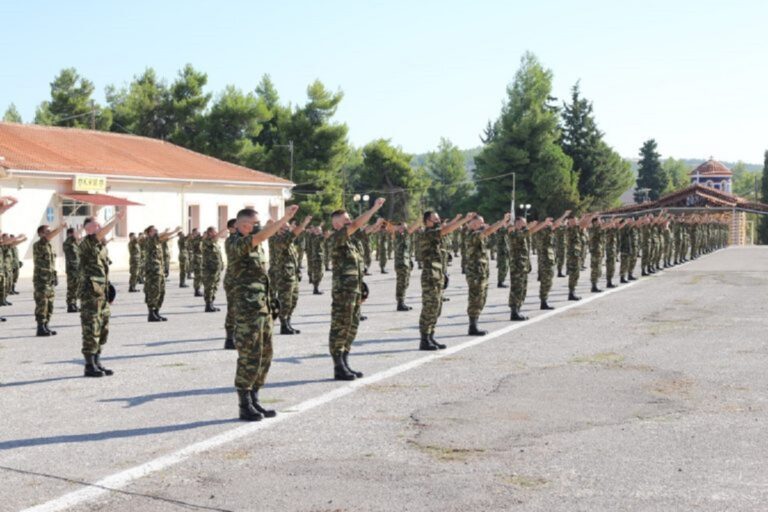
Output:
[
  {"xmin": 62, "ymin": 199, "xmax": 92, "ymax": 217},
  {"xmin": 706, "ymin": 180, "xmax": 714, "ymax": 189},
  {"xmin": 114, "ymin": 205, "xmax": 128, "ymax": 237},
  {"xmin": 218, "ymin": 205, "xmax": 228, "ymax": 231},
  {"xmin": 188, "ymin": 204, "xmax": 200, "ymax": 232},
  {"xmin": 269, "ymin": 204, "xmax": 279, "ymax": 221}
]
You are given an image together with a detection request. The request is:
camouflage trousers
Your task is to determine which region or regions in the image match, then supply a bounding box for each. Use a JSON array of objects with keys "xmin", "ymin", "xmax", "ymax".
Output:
[
  {"xmin": 80, "ymin": 280, "xmax": 110, "ymax": 355},
  {"xmin": 329, "ymin": 282, "xmax": 361, "ymax": 355},
  {"xmin": 395, "ymin": 264, "xmax": 411, "ymax": 302},
  {"xmin": 466, "ymin": 276, "xmax": 488, "ymax": 318},
  {"xmin": 179, "ymin": 257, "xmax": 188, "ymax": 285},
  {"xmin": 555, "ymin": 246, "xmax": 565, "ymax": 276},
  {"xmin": 275, "ymin": 274, "xmax": 299, "ymax": 321},
  {"xmin": 12, "ymin": 266, "xmax": 19, "ymax": 290},
  {"xmin": 619, "ymin": 254, "xmax": 630, "ymax": 280},
  {"xmin": 308, "ymin": 260, "xmax": 324, "ymax": 286},
  {"xmin": 66, "ymin": 271, "xmax": 80, "ymax": 306},
  {"xmin": 419, "ymin": 275, "xmax": 444, "ymax": 335},
  {"xmin": 378, "ymin": 252, "xmax": 388, "ymax": 272},
  {"xmin": 0, "ymin": 275, "xmax": 5, "ymax": 304},
  {"xmin": 567, "ymin": 257, "xmax": 580, "ymax": 292},
  {"xmin": 538, "ymin": 261, "xmax": 554, "ymax": 301},
  {"xmin": 129, "ymin": 259, "xmax": 140, "ymax": 289},
  {"xmin": 34, "ymin": 284, "xmax": 55, "ymax": 324},
  {"xmin": 497, "ymin": 255, "xmax": 508, "ymax": 285},
  {"xmin": 629, "ymin": 252, "xmax": 639, "ymax": 277},
  {"xmin": 144, "ymin": 271, "xmax": 166, "ymax": 309},
  {"xmin": 224, "ymin": 275, "xmax": 235, "ymax": 334},
  {"xmin": 508, "ymin": 267, "xmax": 528, "ymax": 310},
  {"xmin": 203, "ymin": 267, "xmax": 221, "ymax": 303},
  {"xmin": 590, "ymin": 252, "xmax": 603, "ymax": 285},
  {"xmin": 234, "ymin": 312, "xmax": 274, "ymax": 390},
  {"xmin": 641, "ymin": 247, "xmax": 650, "ymax": 272},
  {"xmin": 193, "ymin": 257, "xmax": 203, "ymax": 290},
  {"xmin": 605, "ymin": 252, "xmax": 616, "ymax": 282}
]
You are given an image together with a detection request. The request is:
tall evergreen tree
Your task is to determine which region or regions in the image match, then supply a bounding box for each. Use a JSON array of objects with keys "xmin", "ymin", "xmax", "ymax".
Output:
[
  {"xmin": 662, "ymin": 157, "xmax": 692, "ymax": 192},
  {"xmin": 423, "ymin": 137, "xmax": 473, "ymax": 217},
  {"xmin": 35, "ymin": 68, "xmax": 111, "ymax": 129},
  {"xmin": 758, "ymin": 151, "xmax": 768, "ymax": 244},
  {"xmin": 106, "ymin": 68, "xmax": 171, "ymax": 138},
  {"xmin": 634, "ymin": 139, "xmax": 668, "ymax": 202},
  {"xmin": 167, "ymin": 64, "xmax": 211, "ymax": 149},
  {"xmin": 474, "ymin": 52, "xmax": 578, "ymax": 219},
  {"xmin": 560, "ymin": 83, "xmax": 632, "ymax": 211},
  {"xmin": 2, "ymin": 103, "xmax": 22, "ymax": 123}
]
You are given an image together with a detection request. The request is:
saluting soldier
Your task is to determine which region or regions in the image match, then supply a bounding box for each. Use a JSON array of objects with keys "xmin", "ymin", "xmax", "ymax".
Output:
[
  {"xmin": 328, "ymin": 198, "xmax": 385, "ymax": 380},
  {"xmin": 232, "ymin": 205, "xmax": 299, "ymax": 421},
  {"xmin": 377, "ymin": 229, "xmax": 389, "ymax": 274},
  {"xmin": 536, "ymin": 211, "xmax": 569, "ymax": 310},
  {"xmin": 178, "ymin": 231, "xmax": 190, "ymax": 288},
  {"xmin": 271, "ymin": 216, "xmax": 312, "ymax": 334},
  {"xmin": 190, "ymin": 228, "xmax": 204, "ymax": 297},
  {"xmin": 202, "ymin": 225, "xmax": 227, "ymax": 312},
  {"xmin": 392, "ymin": 221, "xmax": 420, "ymax": 311},
  {"xmin": 33, "ymin": 222, "xmax": 66, "ymax": 336},
  {"xmin": 10, "ymin": 234, "xmax": 23, "ymax": 295},
  {"xmin": 588, "ymin": 217, "xmax": 605, "ymax": 293},
  {"xmin": 79, "ymin": 212, "xmax": 122, "ymax": 377},
  {"xmin": 618, "ymin": 218, "xmax": 634, "ymax": 284},
  {"xmin": 137, "ymin": 232, "xmax": 147, "ymax": 284},
  {"xmin": 0, "ymin": 233, "xmax": 26, "ymax": 310},
  {"xmin": 603, "ymin": 218, "xmax": 620, "ymax": 288},
  {"xmin": 144, "ymin": 226, "xmax": 181, "ymax": 322},
  {"xmin": 307, "ymin": 226, "xmax": 325, "ymax": 295},
  {"xmin": 496, "ymin": 229, "xmax": 510, "ymax": 288},
  {"xmin": 565, "ymin": 213, "xmax": 593, "ymax": 301},
  {"xmin": 419, "ymin": 211, "xmax": 474, "ymax": 351},
  {"xmin": 464, "ymin": 214, "xmax": 509, "ymax": 335},
  {"xmin": 128, "ymin": 232, "xmax": 141, "ymax": 292},
  {"xmin": 507, "ymin": 217, "xmax": 533, "ymax": 321},
  {"xmin": 222, "ymin": 219, "xmax": 238, "ymax": 350},
  {"xmin": 63, "ymin": 227, "xmax": 82, "ymax": 313},
  {"xmin": 554, "ymin": 224, "xmax": 567, "ymax": 278}
]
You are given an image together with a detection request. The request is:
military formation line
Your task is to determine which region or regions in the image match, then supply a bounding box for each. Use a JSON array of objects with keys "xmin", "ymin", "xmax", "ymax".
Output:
[{"xmin": 0, "ymin": 195, "xmax": 728, "ymax": 420}]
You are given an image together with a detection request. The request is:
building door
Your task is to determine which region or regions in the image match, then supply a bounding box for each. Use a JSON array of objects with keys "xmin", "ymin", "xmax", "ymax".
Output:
[{"xmin": 188, "ymin": 204, "xmax": 200, "ymax": 232}]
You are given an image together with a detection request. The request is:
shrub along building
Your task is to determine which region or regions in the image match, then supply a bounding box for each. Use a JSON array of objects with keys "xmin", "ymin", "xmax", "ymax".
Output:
[
  {"xmin": 0, "ymin": 122, "xmax": 293, "ymax": 277},
  {"xmin": 606, "ymin": 159, "xmax": 768, "ymax": 245}
]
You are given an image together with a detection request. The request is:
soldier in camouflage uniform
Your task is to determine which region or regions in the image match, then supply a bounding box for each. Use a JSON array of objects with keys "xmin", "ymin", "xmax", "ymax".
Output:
[
  {"xmin": 161, "ymin": 238, "xmax": 171, "ymax": 278},
  {"xmin": 328, "ymin": 199, "xmax": 385, "ymax": 380},
  {"xmin": 0, "ymin": 233, "xmax": 26, "ymax": 312},
  {"xmin": 307, "ymin": 226, "xmax": 325, "ymax": 295},
  {"xmin": 10, "ymin": 237, "xmax": 22, "ymax": 295},
  {"xmin": 232, "ymin": 205, "xmax": 299, "ymax": 421},
  {"xmin": 144, "ymin": 226, "xmax": 181, "ymax": 322},
  {"xmin": 496, "ymin": 229, "xmax": 510, "ymax": 288},
  {"xmin": 271, "ymin": 217, "xmax": 312, "ymax": 334},
  {"xmin": 419, "ymin": 211, "xmax": 474, "ymax": 351},
  {"xmin": 178, "ymin": 231, "xmax": 190, "ymax": 288},
  {"xmin": 223, "ymin": 219, "xmax": 238, "ymax": 350},
  {"xmin": 464, "ymin": 214, "xmax": 509, "ymax": 335},
  {"xmin": 79, "ymin": 213, "xmax": 122, "ymax": 377},
  {"xmin": 33, "ymin": 222, "xmax": 66, "ymax": 336},
  {"xmin": 190, "ymin": 228, "xmax": 204, "ymax": 296},
  {"xmin": 536, "ymin": 211, "xmax": 569, "ymax": 310},
  {"xmin": 413, "ymin": 227, "xmax": 424, "ymax": 270},
  {"xmin": 392, "ymin": 221, "xmax": 419, "ymax": 311},
  {"xmin": 323, "ymin": 228, "xmax": 332, "ymax": 271},
  {"xmin": 137, "ymin": 232, "xmax": 146, "ymax": 284},
  {"xmin": 554, "ymin": 224, "xmax": 567, "ymax": 278},
  {"xmin": 618, "ymin": 218, "xmax": 634, "ymax": 283},
  {"xmin": 128, "ymin": 233, "xmax": 141, "ymax": 292},
  {"xmin": 507, "ymin": 217, "xmax": 535, "ymax": 321},
  {"xmin": 63, "ymin": 227, "xmax": 81, "ymax": 313},
  {"xmin": 377, "ymin": 229, "xmax": 389, "ymax": 273},
  {"xmin": 565, "ymin": 214, "xmax": 593, "ymax": 301},
  {"xmin": 202, "ymin": 226, "xmax": 226, "ymax": 312},
  {"xmin": 588, "ymin": 217, "xmax": 605, "ymax": 293},
  {"xmin": 361, "ymin": 229, "xmax": 372, "ymax": 275}
]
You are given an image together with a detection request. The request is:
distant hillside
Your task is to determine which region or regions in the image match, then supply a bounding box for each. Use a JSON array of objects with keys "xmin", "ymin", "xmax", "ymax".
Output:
[
  {"xmin": 411, "ymin": 146, "xmax": 482, "ymax": 176},
  {"xmin": 626, "ymin": 158, "xmax": 762, "ymax": 174}
]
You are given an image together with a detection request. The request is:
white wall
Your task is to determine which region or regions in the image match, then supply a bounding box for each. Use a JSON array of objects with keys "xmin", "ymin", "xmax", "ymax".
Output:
[{"xmin": 0, "ymin": 174, "xmax": 286, "ymax": 278}]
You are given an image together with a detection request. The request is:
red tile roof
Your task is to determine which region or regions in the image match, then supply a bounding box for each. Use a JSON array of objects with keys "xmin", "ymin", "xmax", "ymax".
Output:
[
  {"xmin": 603, "ymin": 184, "xmax": 768, "ymax": 215},
  {"xmin": 0, "ymin": 122, "xmax": 292, "ymax": 186},
  {"xmin": 690, "ymin": 159, "xmax": 732, "ymax": 176}
]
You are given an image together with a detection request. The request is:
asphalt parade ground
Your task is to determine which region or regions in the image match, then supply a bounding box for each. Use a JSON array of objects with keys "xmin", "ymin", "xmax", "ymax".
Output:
[{"xmin": 1, "ymin": 246, "xmax": 767, "ymax": 511}]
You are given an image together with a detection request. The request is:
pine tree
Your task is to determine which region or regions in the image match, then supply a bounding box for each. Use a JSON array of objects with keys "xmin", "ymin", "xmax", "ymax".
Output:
[
  {"xmin": 35, "ymin": 68, "xmax": 111, "ymax": 129},
  {"xmin": 423, "ymin": 138, "xmax": 474, "ymax": 217},
  {"xmin": 2, "ymin": 103, "xmax": 22, "ymax": 123},
  {"xmin": 634, "ymin": 139, "xmax": 668, "ymax": 202}
]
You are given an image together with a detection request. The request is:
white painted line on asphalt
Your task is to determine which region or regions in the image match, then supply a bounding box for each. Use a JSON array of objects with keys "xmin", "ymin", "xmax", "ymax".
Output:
[{"xmin": 21, "ymin": 255, "xmax": 704, "ymax": 512}]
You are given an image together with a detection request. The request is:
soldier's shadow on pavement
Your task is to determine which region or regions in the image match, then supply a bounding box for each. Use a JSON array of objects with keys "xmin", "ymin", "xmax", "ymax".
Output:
[
  {"xmin": 0, "ymin": 419, "xmax": 237, "ymax": 451},
  {"xmin": 45, "ymin": 348, "xmax": 223, "ymax": 366},
  {"xmin": 124, "ymin": 337, "xmax": 222, "ymax": 348},
  {"xmin": 0, "ymin": 375, "xmax": 83, "ymax": 388}
]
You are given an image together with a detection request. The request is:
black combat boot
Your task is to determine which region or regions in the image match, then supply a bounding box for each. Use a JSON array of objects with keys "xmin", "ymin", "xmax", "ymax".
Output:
[
  {"xmin": 204, "ymin": 302, "xmax": 220, "ymax": 313},
  {"xmin": 2, "ymin": 299, "xmax": 11, "ymax": 306},
  {"xmin": 540, "ymin": 300, "xmax": 555, "ymax": 310},
  {"xmin": 10, "ymin": 285, "xmax": 18, "ymax": 295},
  {"xmin": 380, "ymin": 268, "xmax": 388, "ymax": 274},
  {"xmin": 364, "ymin": 268, "xmax": 372, "ymax": 276},
  {"xmin": 287, "ymin": 318, "xmax": 301, "ymax": 334},
  {"xmin": 36, "ymin": 323, "xmax": 51, "ymax": 337},
  {"xmin": 250, "ymin": 389, "xmax": 277, "ymax": 418},
  {"xmin": 84, "ymin": 354, "xmax": 105, "ymax": 377},
  {"xmin": 0, "ymin": 317, "xmax": 6, "ymax": 322},
  {"xmin": 568, "ymin": 292, "xmax": 581, "ymax": 301},
  {"xmin": 128, "ymin": 285, "xmax": 137, "ymax": 292},
  {"xmin": 606, "ymin": 280, "xmax": 616, "ymax": 289},
  {"xmin": 157, "ymin": 310, "xmax": 168, "ymax": 321},
  {"xmin": 468, "ymin": 317, "xmax": 487, "ymax": 336},
  {"xmin": 280, "ymin": 319, "xmax": 294, "ymax": 335},
  {"xmin": 557, "ymin": 271, "xmax": 565, "ymax": 278},
  {"xmin": 44, "ymin": 323, "xmax": 57, "ymax": 336},
  {"xmin": 628, "ymin": 274, "xmax": 637, "ymax": 281},
  {"xmin": 442, "ymin": 296, "xmax": 450, "ymax": 302},
  {"xmin": 148, "ymin": 308, "xmax": 162, "ymax": 322},
  {"xmin": 497, "ymin": 282, "xmax": 508, "ymax": 288},
  {"xmin": 342, "ymin": 352, "xmax": 363, "ymax": 378},
  {"xmin": 620, "ymin": 276, "xmax": 628, "ymax": 284},
  {"xmin": 397, "ymin": 301, "xmax": 412, "ymax": 312},
  {"xmin": 510, "ymin": 307, "xmax": 528, "ymax": 321},
  {"xmin": 94, "ymin": 354, "xmax": 113, "ymax": 376},
  {"xmin": 429, "ymin": 333, "xmax": 447, "ymax": 349},
  {"xmin": 194, "ymin": 288, "xmax": 203, "ymax": 297},
  {"xmin": 359, "ymin": 314, "xmax": 368, "ymax": 321},
  {"xmin": 333, "ymin": 352, "xmax": 356, "ymax": 380},
  {"xmin": 591, "ymin": 284, "xmax": 603, "ymax": 293},
  {"xmin": 237, "ymin": 389, "xmax": 263, "ymax": 421},
  {"xmin": 180, "ymin": 280, "xmax": 189, "ymax": 288},
  {"xmin": 313, "ymin": 284, "xmax": 323, "ymax": 295},
  {"xmin": 67, "ymin": 303, "xmax": 79, "ymax": 313},
  {"xmin": 224, "ymin": 331, "xmax": 236, "ymax": 350},
  {"xmin": 419, "ymin": 333, "xmax": 438, "ymax": 351}
]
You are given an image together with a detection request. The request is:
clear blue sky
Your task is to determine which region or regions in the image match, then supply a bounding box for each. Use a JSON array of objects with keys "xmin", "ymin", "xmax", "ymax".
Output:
[{"xmin": 1, "ymin": 0, "xmax": 766, "ymax": 163}]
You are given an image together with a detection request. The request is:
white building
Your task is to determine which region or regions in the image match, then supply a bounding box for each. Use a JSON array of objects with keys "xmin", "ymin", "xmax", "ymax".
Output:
[{"xmin": 0, "ymin": 122, "xmax": 293, "ymax": 277}]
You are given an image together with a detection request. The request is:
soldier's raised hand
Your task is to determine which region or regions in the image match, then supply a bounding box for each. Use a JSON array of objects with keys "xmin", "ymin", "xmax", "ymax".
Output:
[
  {"xmin": 374, "ymin": 197, "xmax": 386, "ymax": 208},
  {"xmin": 286, "ymin": 205, "xmax": 300, "ymax": 218}
]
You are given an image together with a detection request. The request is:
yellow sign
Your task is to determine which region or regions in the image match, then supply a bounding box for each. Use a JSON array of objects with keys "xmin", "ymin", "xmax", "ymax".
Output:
[{"xmin": 73, "ymin": 174, "xmax": 107, "ymax": 193}]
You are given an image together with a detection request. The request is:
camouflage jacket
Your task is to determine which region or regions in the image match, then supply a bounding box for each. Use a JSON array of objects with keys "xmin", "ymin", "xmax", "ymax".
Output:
[
  {"xmin": 79, "ymin": 234, "xmax": 110, "ymax": 298},
  {"xmin": 143, "ymin": 235, "xmax": 164, "ymax": 275},
  {"xmin": 271, "ymin": 229, "xmax": 298, "ymax": 276},
  {"xmin": 394, "ymin": 231, "xmax": 412, "ymax": 268},
  {"xmin": 331, "ymin": 228, "xmax": 362, "ymax": 292},
  {"xmin": 464, "ymin": 229, "xmax": 489, "ymax": 279},
  {"xmin": 33, "ymin": 238, "xmax": 57, "ymax": 286},
  {"xmin": 202, "ymin": 237, "xmax": 224, "ymax": 272},
  {"xmin": 507, "ymin": 229, "xmax": 531, "ymax": 273},
  {"xmin": 231, "ymin": 234, "xmax": 270, "ymax": 315},
  {"xmin": 63, "ymin": 235, "xmax": 80, "ymax": 274},
  {"xmin": 177, "ymin": 234, "xmax": 189, "ymax": 262}
]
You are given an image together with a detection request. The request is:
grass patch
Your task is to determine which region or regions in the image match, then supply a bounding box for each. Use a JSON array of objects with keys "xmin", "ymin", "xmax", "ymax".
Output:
[
  {"xmin": 569, "ymin": 352, "xmax": 625, "ymax": 366},
  {"xmin": 503, "ymin": 474, "xmax": 548, "ymax": 489},
  {"xmin": 159, "ymin": 362, "xmax": 187, "ymax": 368},
  {"xmin": 407, "ymin": 440, "xmax": 484, "ymax": 461}
]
